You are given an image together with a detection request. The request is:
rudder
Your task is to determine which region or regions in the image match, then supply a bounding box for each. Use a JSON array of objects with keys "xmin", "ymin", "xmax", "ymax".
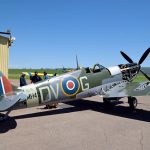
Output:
[{"xmin": 0, "ymin": 72, "xmax": 13, "ymax": 96}]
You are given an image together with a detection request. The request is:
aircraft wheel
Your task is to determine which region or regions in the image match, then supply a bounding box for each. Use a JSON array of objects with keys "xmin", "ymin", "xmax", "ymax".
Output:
[{"xmin": 128, "ymin": 97, "xmax": 137, "ymax": 110}]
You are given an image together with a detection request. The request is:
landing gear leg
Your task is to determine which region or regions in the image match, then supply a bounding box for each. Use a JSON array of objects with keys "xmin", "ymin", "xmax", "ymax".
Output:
[
  {"xmin": 0, "ymin": 109, "xmax": 11, "ymax": 121},
  {"xmin": 128, "ymin": 97, "xmax": 137, "ymax": 111}
]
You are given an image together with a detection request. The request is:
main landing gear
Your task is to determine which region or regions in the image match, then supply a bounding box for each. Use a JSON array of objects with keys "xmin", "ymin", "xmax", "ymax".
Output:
[{"xmin": 128, "ymin": 97, "xmax": 137, "ymax": 111}]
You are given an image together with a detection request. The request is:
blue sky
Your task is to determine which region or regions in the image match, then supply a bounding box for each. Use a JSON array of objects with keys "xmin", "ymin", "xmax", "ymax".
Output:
[{"xmin": 0, "ymin": 0, "xmax": 150, "ymax": 68}]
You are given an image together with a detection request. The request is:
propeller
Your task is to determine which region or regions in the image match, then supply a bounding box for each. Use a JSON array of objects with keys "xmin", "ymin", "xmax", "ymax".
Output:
[
  {"xmin": 120, "ymin": 48, "xmax": 150, "ymax": 81},
  {"xmin": 120, "ymin": 51, "xmax": 134, "ymax": 63},
  {"xmin": 140, "ymin": 70, "xmax": 150, "ymax": 81},
  {"xmin": 138, "ymin": 47, "xmax": 150, "ymax": 65}
]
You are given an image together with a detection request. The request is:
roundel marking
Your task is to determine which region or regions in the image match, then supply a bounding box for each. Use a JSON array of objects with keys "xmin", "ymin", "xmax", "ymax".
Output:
[
  {"xmin": 61, "ymin": 76, "xmax": 80, "ymax": 97},
  {"xmin": 66, "ymin": 80, "xmax": 75, "ymax": 90}
]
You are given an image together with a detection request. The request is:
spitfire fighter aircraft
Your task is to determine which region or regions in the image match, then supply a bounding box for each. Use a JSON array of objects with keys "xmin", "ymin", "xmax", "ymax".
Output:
[{"xmin": 0, "ymin": 48, "xmax": 150, "ymax": 121}]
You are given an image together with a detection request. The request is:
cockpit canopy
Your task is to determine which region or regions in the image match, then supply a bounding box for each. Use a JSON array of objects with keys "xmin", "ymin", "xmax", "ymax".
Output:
[{"xmin": 84, "ymin": 64, "xmax": 106, "ymax": 73}]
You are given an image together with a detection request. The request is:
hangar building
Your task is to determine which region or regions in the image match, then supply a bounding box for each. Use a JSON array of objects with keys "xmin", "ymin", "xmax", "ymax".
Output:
[{"xmin": 0, "ymin": 32, "xmax": 11, "ymax": 78}]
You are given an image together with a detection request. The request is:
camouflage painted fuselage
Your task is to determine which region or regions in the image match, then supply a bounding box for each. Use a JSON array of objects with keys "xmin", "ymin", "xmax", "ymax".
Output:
[{"xmin": 19, "ymin": 68, "xmax": 112, "ymax": 107}]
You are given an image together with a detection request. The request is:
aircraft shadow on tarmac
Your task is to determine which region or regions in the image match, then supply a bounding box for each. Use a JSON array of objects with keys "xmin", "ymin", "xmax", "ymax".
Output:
[
  {"xmin": 0, "ymin": 115, "xmax": 17, "ymax": 134},
  {"xmin": 0, "ymin": 98, "xmax": 150, "ymax": 134},
  {"xmin": 13, "ymin": 99, "xmax": 150, "ymax": 123}
]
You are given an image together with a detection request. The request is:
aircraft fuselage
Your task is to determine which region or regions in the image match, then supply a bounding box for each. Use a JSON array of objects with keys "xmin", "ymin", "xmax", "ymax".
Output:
[{"xmin": 19, "ymin": 68, "xmax": 112, "ymax": 107}]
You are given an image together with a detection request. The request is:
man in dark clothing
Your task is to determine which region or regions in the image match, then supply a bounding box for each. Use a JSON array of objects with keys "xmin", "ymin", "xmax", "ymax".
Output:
[
  {"xmin": 31, "ymin": 71, "xmax": 42, "ymax": 83},
  {"xmin": 20, "ymin": 73, "xmax": 27, "ymax": 87}
]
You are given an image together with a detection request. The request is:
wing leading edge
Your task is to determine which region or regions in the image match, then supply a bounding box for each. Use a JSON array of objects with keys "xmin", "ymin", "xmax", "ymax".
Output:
[{"xmin": 104, "ymin": 81, "xmax": 150, "ymax": 98}]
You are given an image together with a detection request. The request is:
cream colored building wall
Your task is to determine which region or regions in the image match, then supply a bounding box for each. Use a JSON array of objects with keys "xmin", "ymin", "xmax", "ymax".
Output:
[{"xmin": 0, "ymin": 36, "xmax": 9, "ymax": 78}]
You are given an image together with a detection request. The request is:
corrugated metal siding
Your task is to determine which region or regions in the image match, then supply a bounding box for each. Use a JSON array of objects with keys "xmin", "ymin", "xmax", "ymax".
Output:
[{"xmin": 0, "ymin": 36, "xmax": 9, "ymax": 78}]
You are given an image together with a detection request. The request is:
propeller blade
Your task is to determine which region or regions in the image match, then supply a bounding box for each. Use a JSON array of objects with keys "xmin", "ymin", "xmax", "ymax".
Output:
[
  {"xmin": 140, "ymin": 70, "xmax": 150, "ymax": 81},
  {"xmin": 138, "ymin": 47, "xmax": 150, "ymax": 65},
  {"xmin": 120, "ymin": 51, "xmax": 134, "ymax": 63}
]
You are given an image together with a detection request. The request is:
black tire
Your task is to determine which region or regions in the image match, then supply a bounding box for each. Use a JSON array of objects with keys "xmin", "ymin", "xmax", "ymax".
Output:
[{"xmin": 128, "ymin": 97, "xmax": 137, "ymax": 110}]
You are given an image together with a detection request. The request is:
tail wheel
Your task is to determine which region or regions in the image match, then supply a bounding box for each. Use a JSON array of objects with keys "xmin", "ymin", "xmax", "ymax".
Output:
[{"xmin": 128, "ymin": 97, "xmax": 137, "ymax": 110}]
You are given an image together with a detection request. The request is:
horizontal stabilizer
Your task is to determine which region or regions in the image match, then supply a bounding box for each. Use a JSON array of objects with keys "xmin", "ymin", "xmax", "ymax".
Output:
[{"xmin": 0, "ymin": 93, "xmax": 27, "ymax": 112}]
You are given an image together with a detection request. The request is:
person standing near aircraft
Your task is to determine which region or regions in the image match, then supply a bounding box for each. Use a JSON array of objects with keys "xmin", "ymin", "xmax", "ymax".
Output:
[
  {"xmin": 43, "ymin": 71, "xmax": 49, "ymax": 80},
  {"xmin": 20, "ymin": 72, "xmax": 27, "ymax": 87},
  {"xmin": 31, "ymin": 71, "xmax": 42, "ymax": 83}
]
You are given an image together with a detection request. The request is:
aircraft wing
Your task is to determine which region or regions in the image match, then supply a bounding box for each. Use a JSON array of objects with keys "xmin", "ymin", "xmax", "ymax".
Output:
[
  {"xmin": 0, "ymin": 92, "xmax": 27, "ymax": 112},
  {"xmin": 104, "ymin": 81, "xmax": 150, "ymax": 98}
]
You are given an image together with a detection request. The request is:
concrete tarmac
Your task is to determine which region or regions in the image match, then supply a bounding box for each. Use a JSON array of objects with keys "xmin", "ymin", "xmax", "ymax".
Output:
[{"xmin": 0, "ymin": 96, "xmax": 150, "ymax": 150}]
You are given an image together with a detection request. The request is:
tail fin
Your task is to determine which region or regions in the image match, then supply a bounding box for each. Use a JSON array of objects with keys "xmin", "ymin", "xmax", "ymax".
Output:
[
  {"xmin": 0, "ymin": 72, "xmax": 13, "ymax": 96},
  {"xmin": 0, "ymin": 72, "xmax": 28, "ymax": 112}
]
